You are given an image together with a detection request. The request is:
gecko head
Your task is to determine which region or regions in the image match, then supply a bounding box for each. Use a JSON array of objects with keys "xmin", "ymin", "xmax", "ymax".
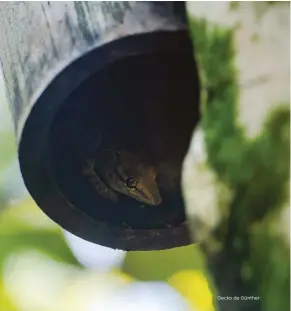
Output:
[{"xmin": 104, "ymin": 151, "xmax": 162, "ymax": 206}]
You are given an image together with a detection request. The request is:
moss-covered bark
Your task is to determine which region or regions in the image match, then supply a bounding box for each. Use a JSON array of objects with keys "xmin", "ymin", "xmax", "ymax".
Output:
[{"xmin": 183, "ymin": 3, "xmax": 290, "ymax": 311}]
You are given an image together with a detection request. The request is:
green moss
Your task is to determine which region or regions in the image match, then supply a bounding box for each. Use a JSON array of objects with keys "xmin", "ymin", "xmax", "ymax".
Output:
[
  {"xmin": 252, "ymin": 2, "xmax": 271, "ymax": 20},
  {"xmin": 187, "ymin": 18, "xmax": 244, "ymax": 183},
  {"xmin": 250, "ymin": 32, "xmax": 260, "ymax": 44},
  {"xmin": 188, "ymin": 17, "xmax": 290, "ymax": 228},
  {"xmin": 250, "ymin": 222, "xmax": 290, "ymax": 311},
  {"xmin": 187, "ymin": 14, "xmax": 290, "ymax": 309},
  {"xmin": 229, "ymin": 2, "xmax": 240, "ymax": 11}
]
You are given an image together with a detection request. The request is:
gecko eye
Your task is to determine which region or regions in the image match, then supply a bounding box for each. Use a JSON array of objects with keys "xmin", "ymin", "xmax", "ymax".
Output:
[{"xmin": 126, "ymin": 176, "xmax": 137, "ymax": 189}]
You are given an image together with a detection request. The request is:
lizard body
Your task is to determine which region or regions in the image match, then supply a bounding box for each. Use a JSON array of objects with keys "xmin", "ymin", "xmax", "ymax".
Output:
[
  {"xmin": 83, "ymin": 156, "xmax": 119, "ymax": 202},
  {"xmin": 82, "ymin": 138, "xmax": 162, "ymax": 206}
]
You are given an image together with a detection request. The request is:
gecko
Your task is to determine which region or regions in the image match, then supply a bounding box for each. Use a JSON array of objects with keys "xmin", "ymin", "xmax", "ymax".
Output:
[{"xmin": 82, "ymin": 140, "xmax": 162, "ymax": 206}]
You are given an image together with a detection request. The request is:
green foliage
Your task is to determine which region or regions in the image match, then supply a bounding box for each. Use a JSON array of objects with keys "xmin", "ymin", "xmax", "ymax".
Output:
[
  {"xmin": 0, "ymin": 131, "xmax": 16, "ymax": 173},
  {"xmin": 0, "ymin": 199, "xmax": 80, "ymax": 273},
  {"xmin": 124, "ymin": 244, "xmax": 206, "ymax": 280}
]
